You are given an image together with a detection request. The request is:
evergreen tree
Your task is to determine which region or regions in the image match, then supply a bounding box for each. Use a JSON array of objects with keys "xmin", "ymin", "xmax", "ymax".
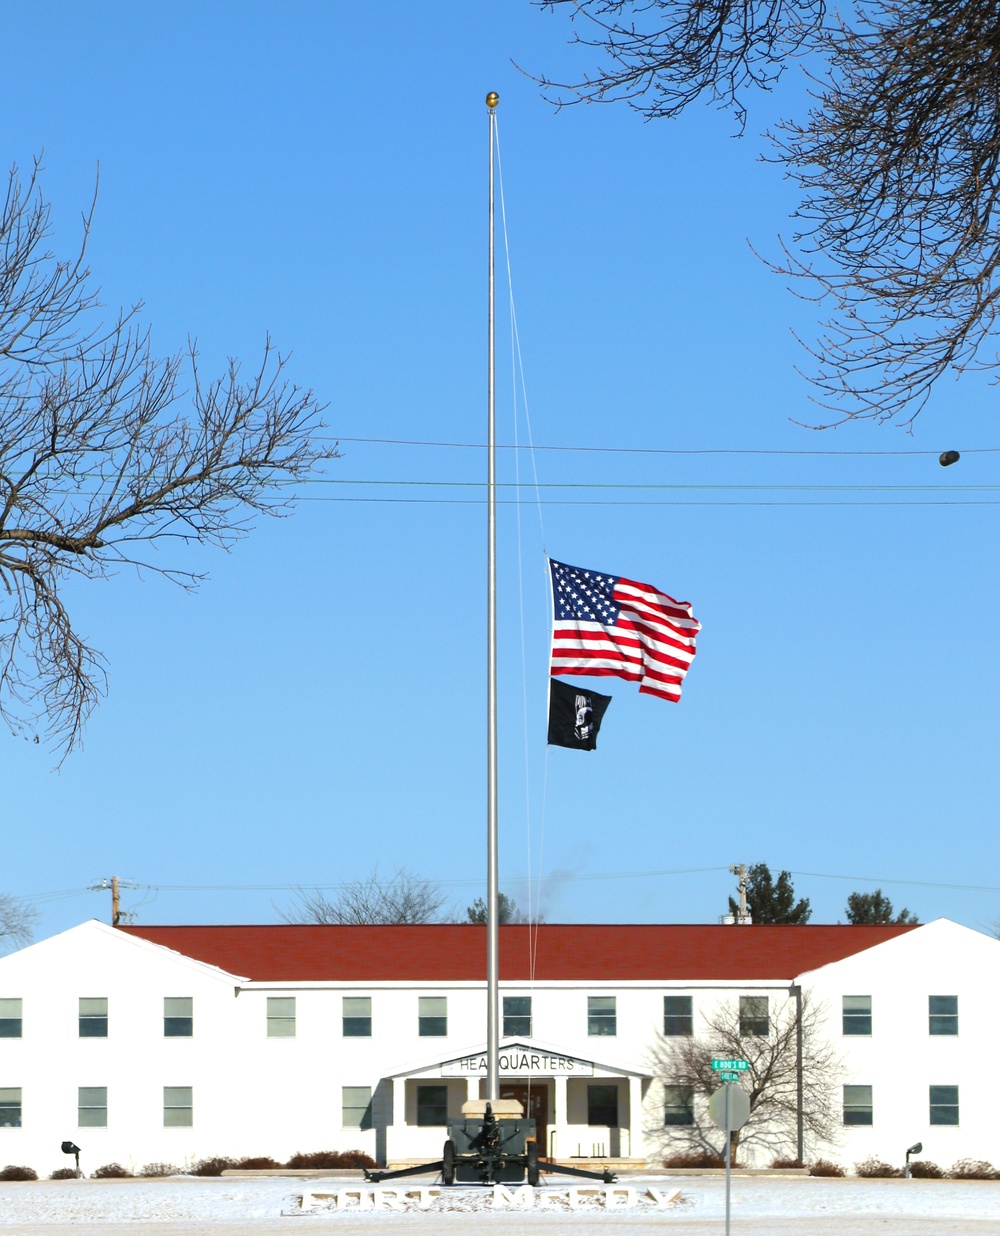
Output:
[
  {"xmin": 845, "ymin": 889, "xmax": 918, "ymax": 924},
  {"xmin": 730, "ymin": 863, "xmax": 811, "ymax": 924}
]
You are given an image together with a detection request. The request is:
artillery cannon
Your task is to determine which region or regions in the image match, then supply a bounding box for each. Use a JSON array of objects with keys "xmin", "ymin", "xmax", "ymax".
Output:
[{"xmin": 364, "ymin": 1099, "xmax": 616, "ymax": 1187}]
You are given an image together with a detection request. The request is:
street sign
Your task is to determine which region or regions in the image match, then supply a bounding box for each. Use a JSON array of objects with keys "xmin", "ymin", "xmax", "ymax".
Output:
[
  {"xmin": 717, "ymin": 1070, "xmax": 743, "ymax": 1082},
  {"xmin": 711, "ymin": 1058, "xmax": 749, "ymax": 1071},
  {"xmin": 709, "ymin": 1085, "xmax": 751, "ymax": 1131}
]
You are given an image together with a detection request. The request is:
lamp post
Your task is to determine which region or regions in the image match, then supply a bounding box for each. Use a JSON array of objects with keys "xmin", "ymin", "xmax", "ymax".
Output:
[
  {"xmin": 60, "ymin": 1140, "xmax": 81, "ymax": 1178},
  {"xmin": 904, "ymin": 1141, "xmax": 923, "ymax": 1178}
]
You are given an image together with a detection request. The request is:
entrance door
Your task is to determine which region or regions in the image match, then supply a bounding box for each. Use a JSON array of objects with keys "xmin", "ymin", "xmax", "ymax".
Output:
[{"xmin": 500, "ymin": 1083, "xmax": 549, "ymax": 1158}]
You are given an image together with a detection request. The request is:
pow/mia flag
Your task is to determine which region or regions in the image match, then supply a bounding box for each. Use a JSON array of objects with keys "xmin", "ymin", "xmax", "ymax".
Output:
[{"xmin": 547, "ymin": 677, "xmax": 612, "ymax": 751}]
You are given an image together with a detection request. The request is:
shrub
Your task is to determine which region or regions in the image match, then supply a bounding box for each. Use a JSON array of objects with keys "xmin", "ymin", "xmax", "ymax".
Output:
[
  {"xmin": 855, "ymin": 1156, "xmax": 902, "ymax": 1178},
  {"xmin": 662, "ymin": 1152, "xmax": 733, "ymax": 1169},
  {"xmin": 909, "ymin": 1160, "xmax": 943, "ymax": 1179},
  {"xmin": 771, "ymin": 1157, "xmax": 803, "ymax": 1169},
  {"xmin": 49, "ymin": 1167, "xmax": 78, "ymax": 1180},
  {"xmin": 91, "ymin": 1163, "xmax": 132, "ymax": 1179},
  {"xmin": 234, "ymin": 1157, "xmax": 282, "ymax": 1170},
  {"xmin": 189, "ymin": 1157, "xmax": 237, "ymax": 1177},
  {"xmin": 285, "ymin": 1149, "xmax": 377, "ymax": 1170},
  {"xmin": 809, "ymin": 1159, "xmax": 845, "ymax": 1177},
  {"xmin": 948, "ymin": 1159, "xmax": 999, "ymax": 1180},
  {"xmin": 0, "ymin": 1165, "xmax": 38, "ymax": 1181},
  {"xmin": 139, "ymin": 1162, "xmax": 179, "ymax": 1177}
]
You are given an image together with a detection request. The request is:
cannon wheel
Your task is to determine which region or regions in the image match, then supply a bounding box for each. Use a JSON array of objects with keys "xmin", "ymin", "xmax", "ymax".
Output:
[
  {"xmin": 526, "ymin": 1139, "xmax": 540, "ymax": 1187},
  {"xmin": 442, "ymin": 1138, "xmax": 456, "ymax": 1185}
]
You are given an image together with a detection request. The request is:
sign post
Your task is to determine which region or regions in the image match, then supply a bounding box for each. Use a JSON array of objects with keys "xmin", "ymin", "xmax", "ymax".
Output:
[{"xmin": 708, "ymin": 1064, "xmax": 751, "ymax": 1236}]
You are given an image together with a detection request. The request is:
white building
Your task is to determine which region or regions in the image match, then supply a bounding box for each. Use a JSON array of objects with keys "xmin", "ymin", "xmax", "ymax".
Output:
[{"xmin": 0, "ymin": 918, "xmax": 993, "ymax": 1176}]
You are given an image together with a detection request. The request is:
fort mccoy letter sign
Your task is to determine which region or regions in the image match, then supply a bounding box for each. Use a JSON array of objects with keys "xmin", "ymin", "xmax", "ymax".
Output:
[{"xmin": 441, "ymin": 1048, "xmax": 594, "ymax": 1077}]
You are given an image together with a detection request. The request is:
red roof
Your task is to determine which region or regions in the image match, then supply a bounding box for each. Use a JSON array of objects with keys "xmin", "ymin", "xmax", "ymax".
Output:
[{"xmin": 118, "ymin": 923, "xmax": 916, "ymax": 983}]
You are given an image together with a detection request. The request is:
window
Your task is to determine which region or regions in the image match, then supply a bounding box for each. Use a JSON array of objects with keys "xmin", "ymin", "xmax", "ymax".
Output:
[
  {"xmin": 416, "ymin": 1084, "xmax": 448, "ymax": 1126},
  {"xmin": 78, "ymin": 1086, "xmax": 107, "ymax": 1128},
  {"xmin": 79, "ymin": 998, "xmax": 108, "ymax": 1038},
  {"xmin": 929, "ymin": 1085, "xmax": 959, "ymax": 1126},
  {"xmin": 0, "ymin": 1088, "xmax": 21, "ymax": 1128},
  {"xmin": 739, "ymin": 995, "xmax": 769, "ymax": 1037},
  {"xmin": 503, "ymin": 996, "xmax": 531, "ymax": 1037},
  {"xmin": 163, "ymin": 1086, "xmax": 193, "ymax": 1127},
  {"xmin": 663, "ymin": 995, "xmax": 693, "ymax": 1036},
  {"xmin": 342, "ymin": 1086, "xmax": 373, "ymax": 1129},
  {"xmin": 587, "ymin": 1083, "xmax": 619, "ymax": 1127},
  {"xmin": 0, "ymin": 999, "xmax": 22, "ymax": 1039},
  {"xmin": 266, "ymin": 997, "xmax": 296, "ymax": 1038},
  {"xmin": 164, "ymin": 998, "xmax": 193, "ymax": 1037},
  {"xmin": 418, "ymin": 997, "xmax": 447, "ymax": 1037},
  {"xmin": 663, "ymin": 1084, "xmax": 694, "ymax": 1126},
  {"xmin": 842, "ymin": 996, "xmax": 872, "ymax": 1036},
  {"xmin": 587, "ymin": 996, "xmax": 616, "ymax": 1037},
  {"xmin": 343, "ymin": 997, "xmax": 372, "ymax": 1037},
  {"xmin": 929, "ymin": 996, "xmax": 958, "ymax": 1036},
  {"xmin": 842, "ymin": 1085, "xmax": 873, "ymax": 1125}
]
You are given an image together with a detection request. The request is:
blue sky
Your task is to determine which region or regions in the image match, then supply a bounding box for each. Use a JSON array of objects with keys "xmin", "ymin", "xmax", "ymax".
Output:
[{"xmin": 3, "ymin": 2, "xmax": 997, "ymax": 938}]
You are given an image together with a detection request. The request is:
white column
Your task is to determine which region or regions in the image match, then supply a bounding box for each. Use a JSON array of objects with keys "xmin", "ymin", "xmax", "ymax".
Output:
[
  {"xmin": 552, "ymin": 1075, "xmax": 568, "ymax": 1160},
  {"xmin": 627, "ymin": 1076, "xmax": 643, "ymax": 1159}
]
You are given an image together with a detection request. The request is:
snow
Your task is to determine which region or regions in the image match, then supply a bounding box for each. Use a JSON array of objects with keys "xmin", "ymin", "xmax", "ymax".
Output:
[{"xmin": 0, "ymin": 1174, "xmax": 997, "ymax": 1235}]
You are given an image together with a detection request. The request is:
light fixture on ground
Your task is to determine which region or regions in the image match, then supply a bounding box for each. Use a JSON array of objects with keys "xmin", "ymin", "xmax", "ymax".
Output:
[
  {"xmin": 60, "ymin": 1140, "xmax": 81, "ymax": 1177},
  {"xmin": 904, "ymin": 1141, "xmax": 923, "ymax": 1178}
]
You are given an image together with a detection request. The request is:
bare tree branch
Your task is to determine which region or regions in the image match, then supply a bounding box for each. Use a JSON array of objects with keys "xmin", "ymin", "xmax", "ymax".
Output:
[
  {"xmin": 280, "ymin": 870, "xmax": 449, "ymax": 925},
  {"xmin": 0, "ymin": 892, "xmax": 39, "ymax": 952},
  {"xmin": 0, "ymin": 160, "xmax": 338, "ymax": 756}
]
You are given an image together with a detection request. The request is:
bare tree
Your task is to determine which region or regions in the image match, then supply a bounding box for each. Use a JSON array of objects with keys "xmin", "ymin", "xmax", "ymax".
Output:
[
  {"xmin": 0, "ymin": 160, "xmax": 336, "ymax": 756},
  {"xmin": 466, "ymin": 892, "xmax": 538, "ymax": 924},
  {"xmin": 538, "ymin": 1, "xmax": 1000, "ymax": 424},
  {"xmin": 280, "ymin": 869, "xmax": 448, "ymax": 925},
  {"xmin": 649, "ymin": 991, "xmax": 842, "ymax": 1164},
  {"xmin": 0, "ymin": 893, "xmax": 39, "ymax": 952}
]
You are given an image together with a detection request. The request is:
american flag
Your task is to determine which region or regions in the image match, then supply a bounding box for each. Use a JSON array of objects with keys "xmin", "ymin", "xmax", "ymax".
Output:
[{"xmin": 549, "ymin": 558, "xmax": 700, "ymax": 703}]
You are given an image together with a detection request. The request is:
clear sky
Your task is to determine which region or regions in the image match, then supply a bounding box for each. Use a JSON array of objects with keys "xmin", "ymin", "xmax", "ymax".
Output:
[{"xmin": 3, "ymin": 2, "xmax": 997, "ymax": 939}]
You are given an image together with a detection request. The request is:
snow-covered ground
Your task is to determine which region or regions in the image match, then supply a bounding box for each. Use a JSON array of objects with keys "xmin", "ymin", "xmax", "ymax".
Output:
[{"xmin": 0, "ymin": 1175, "xmax": 997, "ymax": 1235}]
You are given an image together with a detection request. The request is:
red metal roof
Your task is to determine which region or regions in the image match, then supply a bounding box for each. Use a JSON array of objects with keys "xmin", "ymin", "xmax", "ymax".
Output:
[{"xmin": 118, "ymin": 923, "xmax": 916, "ymax": 983}]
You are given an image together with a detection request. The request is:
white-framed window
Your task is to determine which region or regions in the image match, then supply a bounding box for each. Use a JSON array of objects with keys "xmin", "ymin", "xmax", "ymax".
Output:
[
  {"xmin": 842, "ymin": 996, "xmax": 872, "ymax": 1036},
  {"xmin": 587, "ymin": 996, "xmax": 616, "ymax": 1036},
  {"xmin": 0, "ymin": 1088, "xmax": 21, "ymax": 1127},
  {"xmin": 343, "ymin": 997, "xmax": 371, "ymax": 1037},
  {"xmin": 739, "ymin": 995, "xmax": 769, "ymax": 1037},
  {"xmin": 842, "ymin": 1085, "xmax": 873, "ymax": 1125},
  {"xmin": 929, "ymin": 1085, "xmax": 959, "ymax": 1125},
  {"xmin": 929, "ymin": 996, "xmax": 958, "ymax": 1036},
  {"xmin": 163, "ymin": 1086, "xmax": 193, "ymax": 1127},
  {"xmin": 342, "ymin": 1086, "xmax": 373, "ymax": 1129},
  {"xmin": 418, "ymin": 997, "xmax": 447, "ymax": 1037},
  {"xmin": 78, "ymin": 1086, "xmax": 108, "ymax": 1128},
  {"xmin": 663, "ymin": 995, "xmax": 693, "ymax": 1036},
  {"xmin": 416, "ymin": 1084, "xmax": 448, "ymax": 1125},
  {"xmin": 663, "ymin": 1084, "xmax": 694, "ymax": 1126},
  {"xmin": 503, "ymin": 996, "xmax": 531, "ymax": 1037},
  {"xmin": 0, "ymin": 1000, "xmax": 22, "ymax": 1039},
  {"xmin": 164, "ymin": 997, "xmax": 193, "ymax": 1037},
  {"xmin": 79, "ymin": 998, "xmax": 108, "ymax": 1038},
  {"xmin": 266, "ymin": 997, "xmax": 296, "ymax": 1038}
]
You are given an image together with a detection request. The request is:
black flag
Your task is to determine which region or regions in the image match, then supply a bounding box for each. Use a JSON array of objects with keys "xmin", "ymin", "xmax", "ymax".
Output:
[{"xmin": 548, "ymin": 678, "xmax": 612, "ymax": 751}]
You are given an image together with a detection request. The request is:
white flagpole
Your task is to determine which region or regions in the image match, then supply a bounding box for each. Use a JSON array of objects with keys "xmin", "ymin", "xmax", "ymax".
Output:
[{"xmin": 485, "ymin": 90, "xmax": 500, "ymax": 1103}]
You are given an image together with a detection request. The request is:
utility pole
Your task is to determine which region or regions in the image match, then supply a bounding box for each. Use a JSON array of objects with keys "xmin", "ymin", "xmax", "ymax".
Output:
[
  {"xmin": 726, "ymin": 863, "xmax": 752, "ymax": 925},
  {"xmin": 89, "ymin": 876, "xmax": 137, "ymax": 926}
]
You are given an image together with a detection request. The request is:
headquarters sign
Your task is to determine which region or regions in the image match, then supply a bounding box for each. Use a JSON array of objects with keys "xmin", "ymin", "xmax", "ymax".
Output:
[{"xmin": 441, "ymin": 1049, "xmax": 594, "ymax": 1077}]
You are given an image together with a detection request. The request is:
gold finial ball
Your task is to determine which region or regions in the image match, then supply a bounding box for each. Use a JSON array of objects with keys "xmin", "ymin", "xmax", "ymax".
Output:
[{"xmin": 486, "ymin": 92, "xmax": 499, "ymax": 108}]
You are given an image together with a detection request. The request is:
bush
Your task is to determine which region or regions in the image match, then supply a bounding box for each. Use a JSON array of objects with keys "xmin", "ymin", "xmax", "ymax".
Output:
[
  {"xmin": 91, "ymin": 1163, "xmax": 132, "ymax": 1179},
  {"xmin": 809, "ymin": 1159, "xmax": 845, "ymax": 1177},
  {"xmin": 662, "ymin": 1152, "xmax": 733, "ymax": 1169},
  {"xmin": 234, "ymin": 1157, "xmax": 282, "ymax": 1170},
  {"xmin": 909, "ymin": 1160, "xmax": 943, "ymax": 1179},
  {"xmin": 139, "ymin": 1162, "xmax": 179, "ymax": 1177},
  {"xmin": 0, "ymin": 1165, "xmax": 38, "ymax": 1181},
  {"xmin": 855, "ymin": 1156, "xmax": 902, "ymax": 1178},
  {"xmin": 771, "ymin": 1157, "xmax": 803, "ymax": 1169},
  {"xmin": 49, "ymin": 1167, "xmax": 78, "ymax": 1180},
  {"xmin": 189, "ymin": 1157, "xmax": 237, "ymax": 1177},
  {"xmin": 285, "ymin": 1150, "xmax": 377, "ymax": 1170},
  {"xmin": 948, "ymin": 1159, "xmax": 999, "ymax": 1180}
]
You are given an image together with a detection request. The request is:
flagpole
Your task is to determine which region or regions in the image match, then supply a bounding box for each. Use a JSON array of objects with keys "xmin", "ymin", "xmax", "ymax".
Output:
[{"xmin": 485, "ymin": 89, "xmax": 500, "ymax": 1104}]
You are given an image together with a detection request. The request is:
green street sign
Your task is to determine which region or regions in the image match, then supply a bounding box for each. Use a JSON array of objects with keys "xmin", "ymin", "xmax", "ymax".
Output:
[
  {"xmin": 711, "ymin": 1058, "xmax": 749, "ymax": 1071},
  {"xmin": 717, "ymin": 1071, "xmax": 743, "ymax": 1082}
]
